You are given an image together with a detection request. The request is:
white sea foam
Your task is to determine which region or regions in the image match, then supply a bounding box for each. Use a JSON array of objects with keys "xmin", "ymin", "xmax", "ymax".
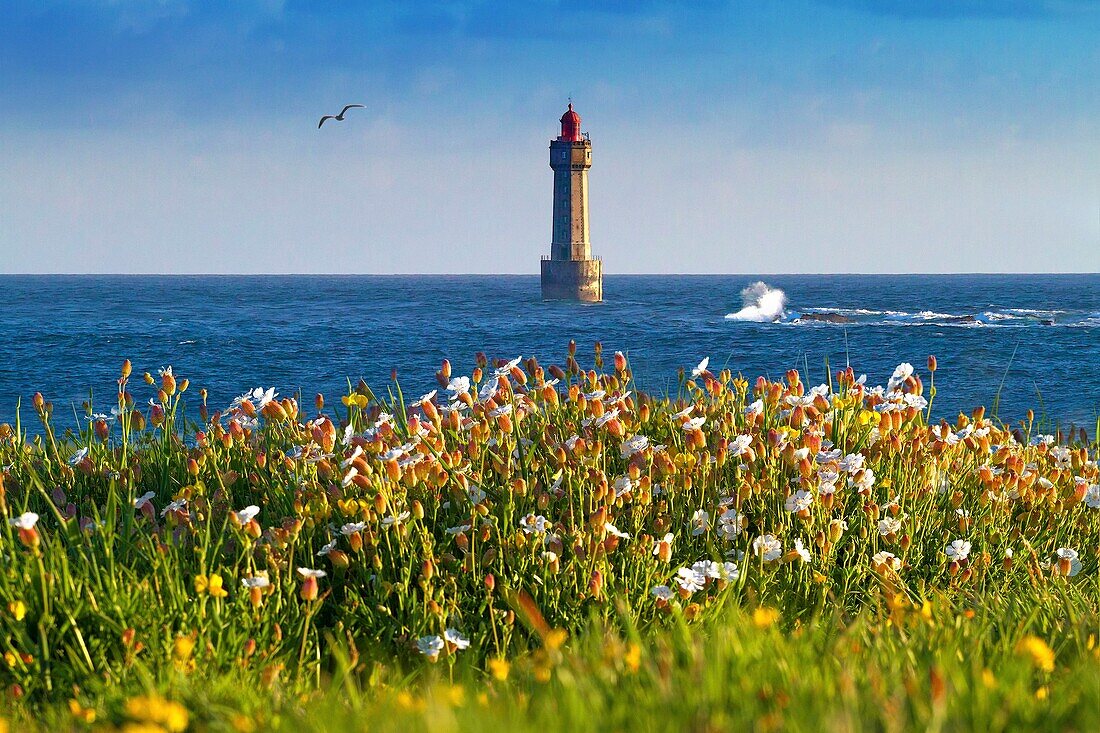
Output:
[{"xmin": 725, "ymin": 282, "xmax": 787, "ymax": 322}]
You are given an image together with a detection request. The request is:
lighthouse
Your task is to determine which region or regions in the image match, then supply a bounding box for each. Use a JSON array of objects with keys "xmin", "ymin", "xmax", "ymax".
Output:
[{"xmin": 541, "ymin": 103, "xmax": 603, "ymax": 302}]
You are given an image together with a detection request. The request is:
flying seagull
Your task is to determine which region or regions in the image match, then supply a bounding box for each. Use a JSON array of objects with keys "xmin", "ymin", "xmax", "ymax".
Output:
[{"xmin": 318, "ymin": 104, "xmax": 365, "ymax": 128}]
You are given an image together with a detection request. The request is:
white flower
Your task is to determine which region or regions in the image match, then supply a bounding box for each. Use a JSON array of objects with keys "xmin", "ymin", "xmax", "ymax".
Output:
[
  {"xmin": 447, "ymin": 376, "xmax": 471, "ymax": 395},
  {"xmin": 620, "ymin": 434, "xmax": 650, "ymax": 459},
  {"xmin": 651, "ymin": 585, "xmax": 674, "ymax": 601},
  {"xmin": 317, "ymin": 539, "xmax": 337, "ymax": 556},
  {"xmin": 652, "ymin": 532, "xmax": 674, "ymax": 555},
  {"xmin": 672, "ymin": 406, "xmax": 693, "ymax": 420},
  {"xmin": 872, "ymin": 551, "xmax": 901, "ymax": 571},
  {"xmin": 468, "ymin": 486, "xmax": 487, "ymax": 504},
  {"xmin": 784, "ymin": 490, "xmax": 813, "ymax": 513},
  {"xmin": 69, "ymin": 447, "xmax": 89, "ymax": 466},
  {"xmin": 791, "ymin": 538, "xmax": 811, "ymax": 562},
  {"xmin": 878, "ymin": 517, "xmax": 902, "ymax": 537},
  {"xmin": 494, "ymin": 356, "xmax": 523, "ymax": 377},
  {"xmin": 297, "ymin": 567, "xmax": 327, "ymax": 579},
  {"xmin": 753, "ymin": 534, "xmax": 783, "ymax": 562},
  {"xmin": 134, "ymin": 491, "xmax": 156, "ymax": 510},
  {"xmin": 689, "ymin": 509, "xmax": 710, "ymax": 536},
  {"xmin": 1084, "ymin": 484, "xmax": 1100, "ymax": 509},
  {"xmin": 613, "ymin": 476, "xmax": 634, "ymax": 498},
  {"xmin": 235, "ymin": 505, "xmax": 260, "ymax": 524},
  {"xmin": 489, "ymin": 403, "xmax": 513, "ymax": 418},
  {"xmin": 593, "ymin": 408, "xmax": 620, "ymax": 428},
  {"xmin": 9, "ymin": 512, "xmax": 38, "ymax": 530},
  {"xmin": 691, "ymin": 357, "xmax": 710, "ymax": 377},
  {"xmin": 887, "ymin": 363, "xmax": 914, "ymax": 392},
  {"xmin": 839, "ymin": 453, "xmax": 865, "ymax": 473},
  {"xmin": 604, "ymin": 522, "xmax": 630, "ymax": 539},
  {"xmin": 945, "ymin": 539, "xmax": 972, "ymax": 562},
  {"xmin": 850, "ymin": 468, "xmax": 875, "ymax": 493},
  {"xmin": 381, "ymin": 511, "xmax": 411, "ymax": 528},
  {"xmin": 718, "ymin": 561, "xmax": 740, "ymax": 581},
  {"xmin": 241, "ymin": 576, "xmax": 271, "ymax": 589},
  {"xmin": 1054, "ymin": 548, "xmax": 1082, "ymax": 577},
  {"xmin": 161, "ymin": 498, "xmax": 187, "ymax": 516},
  {"xmin": 744, "ymin": 399, "xmax": 764, "ymax": 417},
  {"xmin": 692, "ymin": 560, "xmax": 721, "ymax": 579},
  {"xmin": 683, "ymin": 416, "xmax": 706, "ymax": 431},
  {"xmin": 340, "ymin": 522, "xmax": 367, "ymax": 535},
  {"xmin": 729, "ymin": 434, "xmax": 753, "ymax": 457},
  {"xmin": 519, "ymin": 513, "xmax": 551, "ymax": 535},
  {"xmin": 339, "ymin": 446, "xmax": 364, "ymax": 469},
  {"xmin": 478, "ymin": 380, "xmax": 499, "ymax": 402},
  {"xmin": 417, "ymin": 390, "xmax": 437, "ymax": 405},
  {"xmin": 675, "ymin": 566, "xmax": 706, "ymax": 593},
  {"xmin": 717, "ymin": 509, "xmax": 743, "ymax": 541},
  {"xmin": 418, "ymin": 635, "xmax": 445, "ymax": 660},
  {"xmin": 444, "ymin": 628, "xmax": 470, "ymax": 650},
  {"xmin": 446, "ymin": 523, "xmax": 471, "ymax": 535}
]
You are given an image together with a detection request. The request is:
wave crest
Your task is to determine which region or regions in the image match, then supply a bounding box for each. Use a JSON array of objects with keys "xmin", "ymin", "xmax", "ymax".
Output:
[{"xmin": 725, "ymin": 282, "xmax": 787, "ymax": 322}]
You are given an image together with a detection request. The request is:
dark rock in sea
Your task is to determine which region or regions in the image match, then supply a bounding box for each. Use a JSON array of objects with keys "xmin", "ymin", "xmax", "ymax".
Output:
[
  {"xmin": 943, "ymin": 315, "xmax": 979, "ymax": 324},
  {"xmin": 793, "ymin": 313, "xmax": 853, "ymax": 324},
  {"xmin": 1040, "ymin": 319, "xmax": 1055, "ymax": 326}
]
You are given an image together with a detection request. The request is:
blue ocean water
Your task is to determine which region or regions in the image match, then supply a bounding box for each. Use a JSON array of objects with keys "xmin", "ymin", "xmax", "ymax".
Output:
[{"xmin": 0, "ymin": 274, "xmax": 1097, "ymax": 433}]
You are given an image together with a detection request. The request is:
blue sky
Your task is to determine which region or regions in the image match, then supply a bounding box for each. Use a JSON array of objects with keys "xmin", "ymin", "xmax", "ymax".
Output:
[{"xmin": 1, "ymin": 0, "xmax": 1098, "ymax": 273}]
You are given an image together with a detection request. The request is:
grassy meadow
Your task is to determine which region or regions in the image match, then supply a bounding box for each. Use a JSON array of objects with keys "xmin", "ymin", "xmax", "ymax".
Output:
[{"xmin": 0, "ymin": 343, "xmax": 1097, "ymax": 732}]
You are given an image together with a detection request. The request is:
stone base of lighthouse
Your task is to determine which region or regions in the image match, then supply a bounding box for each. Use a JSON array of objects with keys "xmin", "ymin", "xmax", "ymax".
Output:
[{"xmin": 541, "ymin": 258, "xmax": 603, "ymax": 302}]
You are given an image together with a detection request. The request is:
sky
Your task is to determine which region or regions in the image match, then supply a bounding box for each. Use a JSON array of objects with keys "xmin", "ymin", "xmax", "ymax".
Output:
[{"xmin": 1, "ymin": 0, "xmax": 1098, "ymax": 274}]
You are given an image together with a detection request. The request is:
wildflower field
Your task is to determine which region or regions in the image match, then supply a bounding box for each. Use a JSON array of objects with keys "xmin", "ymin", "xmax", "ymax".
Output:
[{"xmin": 0, "ymin": 343, "xmax": 1097, "ymax": 732}]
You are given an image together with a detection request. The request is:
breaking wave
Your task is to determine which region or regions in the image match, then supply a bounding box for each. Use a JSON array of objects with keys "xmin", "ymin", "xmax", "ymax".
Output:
[{"xmin": 724, "ymin": 282, "xmax": 787, "ymax": 322}]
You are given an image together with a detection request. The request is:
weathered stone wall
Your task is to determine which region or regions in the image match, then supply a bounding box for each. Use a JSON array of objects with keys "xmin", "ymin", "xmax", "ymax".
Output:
[
  {"xmin": 541, "ymin": 259, "xmax": 602, "ymax": 302},
  {"xmin": 545, "ymin": 137, "xmax": 601, "ymax": 302}
]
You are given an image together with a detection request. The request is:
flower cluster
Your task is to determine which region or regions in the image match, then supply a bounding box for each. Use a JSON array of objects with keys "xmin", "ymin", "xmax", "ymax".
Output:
[{"xmin": 0, "ymin": 346, "xmax": 1095, "ymax": 706}]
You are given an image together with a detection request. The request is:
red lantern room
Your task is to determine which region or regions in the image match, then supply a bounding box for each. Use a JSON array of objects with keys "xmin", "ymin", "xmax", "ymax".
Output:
[{"xmin": 559, "ymin": 103, "xmax": 582, "ymax": 142}]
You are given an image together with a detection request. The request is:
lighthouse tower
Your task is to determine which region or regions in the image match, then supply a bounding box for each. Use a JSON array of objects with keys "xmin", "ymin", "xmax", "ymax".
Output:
[{"xmin": 541, "ymin": 104, "xmax": 602, "ymax": 302}]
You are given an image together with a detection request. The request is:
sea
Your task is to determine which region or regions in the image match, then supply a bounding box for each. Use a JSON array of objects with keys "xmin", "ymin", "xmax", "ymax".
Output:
[{"xmin": 1, "ymin": 274, "xmax": 1097, "ymax": 434}]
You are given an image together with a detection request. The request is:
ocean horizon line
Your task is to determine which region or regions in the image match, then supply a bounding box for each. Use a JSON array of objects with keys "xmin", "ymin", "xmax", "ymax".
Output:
[{"xmin": 1, "ymin": 272, "xmax": 1098, "ymax": 278}]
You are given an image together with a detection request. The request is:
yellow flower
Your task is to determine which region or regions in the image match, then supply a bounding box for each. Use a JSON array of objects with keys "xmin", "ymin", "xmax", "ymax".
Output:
[
  {"xmin": 1016, "ymin": 635, "xmax": 1055, "ymax": 672},
  {"xmin": 444, "ymin": 684, "xmax": 465, "ymax": 707},
  {"xmin": 341, "ymin": 394, "xmax": 369, "ymax": 408},
  {"xmin": 487, "ymin": 658, "xmax": 510, "ymax": 681},
  {"xmin": 231, "ymin": 714, "xmax": 257, "ymax": 732},
  {"xmin": 8, "ymin": 601, "xmax": 25, "ymax": 622},
  {"xmin": 68, "ymin": 698, "xmax": 96, "ymax": 723},
  {"xmin": 206, "ymin": 573, "xmax": 228, "ymax": 599},
  {"xmin": 124, "ymin": 695, "xmax": 189, "ymax": 732},
  {"xmin": 624, "ymin": 642, "xmax": 642, "ymax": 673},
  {"xmin": 752, "ymin": 607, "xmax": 780, "ymax": 629},
  {"xmin": 173, "ymin": 635, "xmax": 195, "ymax": 662},
  {"xmin": 194, "ymin": 573, "xmax": 228, "ymax": 598},
  {"xmin": 543, "ymin": 628, "xmax": 568, "ymax": 651}
]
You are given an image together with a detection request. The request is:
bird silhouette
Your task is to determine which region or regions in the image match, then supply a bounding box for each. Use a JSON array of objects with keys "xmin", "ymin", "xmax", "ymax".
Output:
[{"xmin": 318, "ymin": 104, "xmax": 365, "ymax": 128}]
